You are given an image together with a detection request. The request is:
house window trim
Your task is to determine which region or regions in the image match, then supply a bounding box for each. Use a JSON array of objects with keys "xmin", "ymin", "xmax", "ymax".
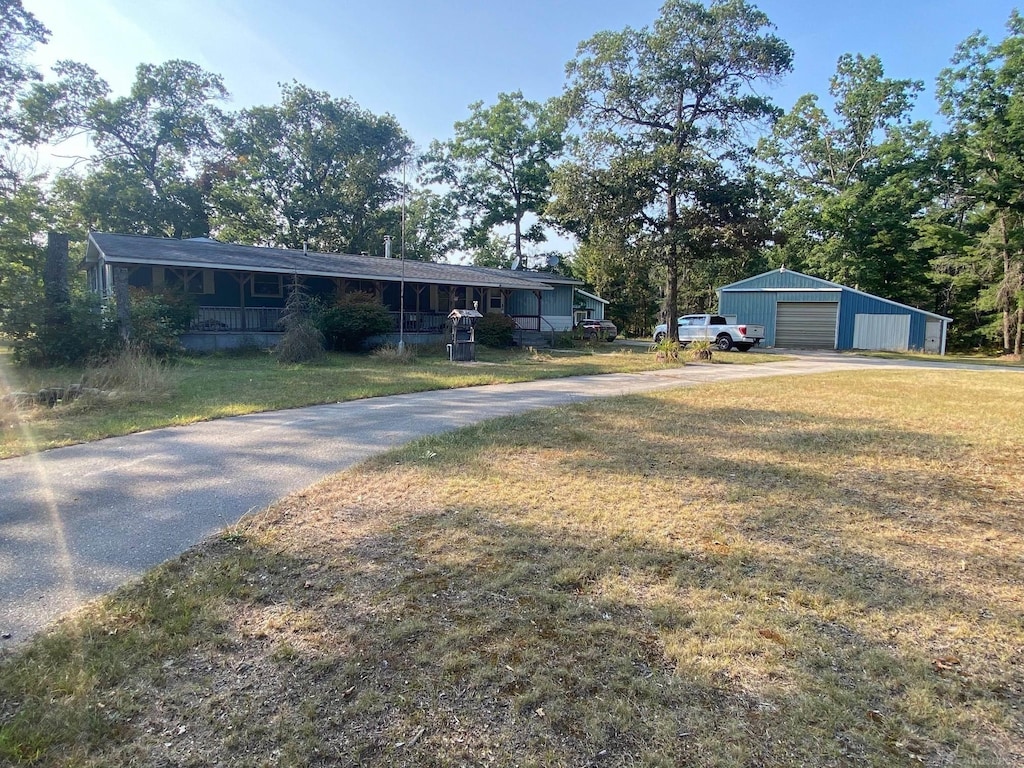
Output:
[
  {"xmin": 251, "ymin": 272, "xmax": 284, "ymax": 298},
  {"xmin": 162, "ymin": 267, "xmax": 214, "ymax": 295}
]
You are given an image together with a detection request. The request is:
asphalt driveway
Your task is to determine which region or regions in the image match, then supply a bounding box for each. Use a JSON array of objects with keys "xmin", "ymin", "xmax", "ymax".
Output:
[{"xmin": 0, "ymin": 354, "xmax": 1014, "ymax": 648}]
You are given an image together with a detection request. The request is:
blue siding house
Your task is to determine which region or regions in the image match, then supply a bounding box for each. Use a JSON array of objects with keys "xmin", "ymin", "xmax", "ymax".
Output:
[
  {"xmin": 718, "ymin": 268, "xmax": 951, "ymax": 353},
  {"xmin": 83, "ymin": 233, "xmax": 598, "ymax": 350}
]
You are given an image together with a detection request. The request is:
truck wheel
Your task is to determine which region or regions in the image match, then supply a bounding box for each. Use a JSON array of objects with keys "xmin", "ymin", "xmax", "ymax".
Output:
[
  {"xmin": 715, "ymin": 335, "xmax": 733, "ymax": 352},
  {"xmin": 653, "ymin": 332, "xmax": 666, "ymax": 343}
]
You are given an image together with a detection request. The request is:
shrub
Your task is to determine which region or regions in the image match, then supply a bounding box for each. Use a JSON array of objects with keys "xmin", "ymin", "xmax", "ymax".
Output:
[
  {"xmin": 475, "ymin": 312, "xmax": 518, "ymax": 348},
  {"xmin": 276, "ymin": 324, "xmax": 325, "ymax": 364},
  {"xmin": 550, "ymin": 332, "xmax": 577, "ymax": 349},
  {"xmin": 4, "ymin": 288, "xmax": 114, "ymax": 366},
  {"xmin": 651, "ymin": 336, "xmax": 682, "ymax": 362},
  {"xmin": 125, "ymin": 289, "xmax": 195, "ymax": 358},
  {"xmin": 687, "ymin": 338, "xmax": 714, "ymax": 361},
  {"xmin": 316, "ymin": 294, "xmax": 394, "ymax": 351},
  {"xmin": 276, "ymin": 282, "xmax": 324, "ymax": 364},
  {"xmin": 4, "ymin": 285, "xmax": 197, "ymax": 366}
]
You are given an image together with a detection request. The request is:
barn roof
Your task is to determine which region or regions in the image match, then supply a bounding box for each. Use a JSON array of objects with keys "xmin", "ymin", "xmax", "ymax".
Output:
[{"xmin": 719, "ymin": 268, "xmax": 952, "ymax": 322}]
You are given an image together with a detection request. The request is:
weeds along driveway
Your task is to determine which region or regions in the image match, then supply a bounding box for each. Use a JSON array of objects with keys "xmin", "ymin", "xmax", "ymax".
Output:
[{"xmin": 0, "ymin": 353, "xmax": 1015, "ymax": 648}]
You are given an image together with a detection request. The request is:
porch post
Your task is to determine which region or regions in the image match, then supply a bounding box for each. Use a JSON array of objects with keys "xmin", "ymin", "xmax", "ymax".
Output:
[{"xmin": 229, "ymin": 273, "xmax": 248, "ymax": 330}]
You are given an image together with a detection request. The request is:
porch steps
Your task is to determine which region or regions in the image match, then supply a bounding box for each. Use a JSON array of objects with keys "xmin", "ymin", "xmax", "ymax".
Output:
[{"xmin": 515, "ymin": 330, "xmax": 557, "ymax": 349}]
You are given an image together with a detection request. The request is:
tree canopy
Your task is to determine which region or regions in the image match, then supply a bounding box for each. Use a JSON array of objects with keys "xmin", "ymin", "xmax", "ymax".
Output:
[
  {"xmin": 554, "ymin": 0, "xmax": 792, "ymax": 339},
  {"xmin": 934, "ymin": 12, "xmax": 1024, "ymax": 353},
  {"xmin": 211, "ymin": 82, "xmax": 411, "ymax": 254},
  {"xmin": 0, "ymin": 0, "xmax": 47, "ymax": 189},
  {"xmin": 424, "ymin": 91, "xmax": 565, "ymax": 267},
  {"xmin": 760, "ymin": 53, "xmax": 934, "ymax": 306},
  {"xmin": 21, "ymin": 58, "xmax": 228, "ymax": 237},
  {"xmin": 3, "ymin": 0, "xmax": 1024, "ymax": 355}
]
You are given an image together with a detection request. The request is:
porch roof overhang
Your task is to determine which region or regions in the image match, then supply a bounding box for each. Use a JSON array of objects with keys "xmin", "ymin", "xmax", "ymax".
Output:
[{"xmin": 84, "ymin": 232, "xmax": 558, "ymax": 292}]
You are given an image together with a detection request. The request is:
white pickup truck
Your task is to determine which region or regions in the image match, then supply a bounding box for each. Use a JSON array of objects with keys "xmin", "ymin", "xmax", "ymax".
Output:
[{"xmin": 652, "ymin": 314, "xmax": 766, "ymax": 351}]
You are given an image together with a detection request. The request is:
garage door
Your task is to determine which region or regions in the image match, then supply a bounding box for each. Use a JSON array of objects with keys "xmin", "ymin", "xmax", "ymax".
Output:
[
  {"xmin": 852, "ymin": 313, "xmax": 910, "ymax": 351},
  {"xmin": 775, "ymin": 302, "xmax": 838, "ymax": 348}
]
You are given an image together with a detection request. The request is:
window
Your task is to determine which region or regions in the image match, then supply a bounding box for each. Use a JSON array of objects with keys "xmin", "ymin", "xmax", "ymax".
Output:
[
  {"xmin": 251, "ymin": 273, "xmax": 283, "ymax": 298},
  {"xmin": 489, "ymin": 293, "xmax": 504, "ymax": 311},
  {"xmin": 164, "ymin": 268, "xmax": 213, "ymax": 294}
]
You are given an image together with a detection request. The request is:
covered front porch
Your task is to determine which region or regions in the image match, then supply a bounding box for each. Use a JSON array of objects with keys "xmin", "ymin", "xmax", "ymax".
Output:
[{"xmin": 184, "ymin": 304, "xmax": 549, "ymax": 350}]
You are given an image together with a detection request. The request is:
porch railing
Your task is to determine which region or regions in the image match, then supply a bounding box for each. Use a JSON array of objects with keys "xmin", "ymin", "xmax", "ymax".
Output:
[
  {"xmin": 190, "ymin": 307, "xmax": 541, "ymax": 337},
  {"xmin": 191, "ymin": 307, "xmax": 285, "ymax": 333},
  {"xmin": 387, "ymin": 311, "xmax": 448, "ymax": 334},
  {"xmin": 509, "ymin": 315, "xmax": 540, "ymax": 331}
]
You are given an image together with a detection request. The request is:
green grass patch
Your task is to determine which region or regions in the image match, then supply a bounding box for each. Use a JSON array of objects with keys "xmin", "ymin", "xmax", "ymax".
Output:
[
  {"xmin": 0, "ymin": 345, "xmax": 775, "ymax": 458},
  {"xmin": 1, "ymin": 369, "xmax": 1021, "ymax": 766}
]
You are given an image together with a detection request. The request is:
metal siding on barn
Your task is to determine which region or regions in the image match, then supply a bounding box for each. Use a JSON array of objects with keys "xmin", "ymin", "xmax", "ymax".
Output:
[
  {"xmin": 775, "ymin": 302, "xmax": 838, "ymax": 348},
  {"xmin": 836, "ymin": 288, "xmax": 928, "ymax": 350},
  {"xmin": 852, "ymin": 314, "xmax": 911, "ymax": 350},
  {"xmin": 719, "ymin": 269, "xmax": 951, "ymax": 353},
  {"xmin": 719, "ymin": 291, "xmax": 780, "ymax": 345},
  {"xmin": 721, "ymin": 270, "xmax": 829, "ymax": 290}
]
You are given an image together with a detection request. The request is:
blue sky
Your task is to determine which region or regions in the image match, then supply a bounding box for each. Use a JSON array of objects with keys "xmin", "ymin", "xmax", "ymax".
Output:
[{"xmin": 22, "ymin": 0, "xmax": 1021, "ymax": 155}]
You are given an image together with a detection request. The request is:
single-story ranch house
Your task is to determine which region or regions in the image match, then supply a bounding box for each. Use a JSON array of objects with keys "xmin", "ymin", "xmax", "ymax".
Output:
[{"xmin": 83, "ymin": 233, "xmax": 606, "ymax": 350}]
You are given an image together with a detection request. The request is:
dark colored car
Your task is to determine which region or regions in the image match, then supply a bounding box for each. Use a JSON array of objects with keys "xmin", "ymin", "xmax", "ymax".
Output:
[{"xmin": 575, "ymin": 318, "xmax": 618, "ymax": 341}]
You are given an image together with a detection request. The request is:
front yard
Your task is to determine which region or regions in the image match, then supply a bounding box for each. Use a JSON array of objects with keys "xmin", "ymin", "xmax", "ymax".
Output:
[
  {"xmin": 1, "ymin": 369, "xmax": 1021, "ymax": 766},
  {"xmin": 0, "ymin": 344, "xmax": 775, "ymax": 459}
]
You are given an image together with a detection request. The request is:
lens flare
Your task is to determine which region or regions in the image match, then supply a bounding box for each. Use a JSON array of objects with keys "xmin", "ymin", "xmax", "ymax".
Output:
[{"xmin": 1, "ymin": 352, "xmax": 81, "ymax": 641}]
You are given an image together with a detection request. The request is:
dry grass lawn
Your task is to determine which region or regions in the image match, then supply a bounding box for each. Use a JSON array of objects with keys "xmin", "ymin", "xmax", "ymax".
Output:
[
  {"xmin": 1, "ymin": 369, "xmax": 1022, "ymax": 766},
  {"xmin": 0, "ymin": 345, "xmax": 776, "ymax": 458}
]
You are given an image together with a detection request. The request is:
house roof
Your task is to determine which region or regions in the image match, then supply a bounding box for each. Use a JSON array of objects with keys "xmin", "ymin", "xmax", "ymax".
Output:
[
  {"xmin": 574, "ymin": 288, "xmax": 609, "ymax": 305},
  {"xmin": 718, "ymin": 267, "xmax": 953, "ymax": 322},
  {"xmin": 84, "ymin": 233, "xmax": 578, "ymax": 292}
]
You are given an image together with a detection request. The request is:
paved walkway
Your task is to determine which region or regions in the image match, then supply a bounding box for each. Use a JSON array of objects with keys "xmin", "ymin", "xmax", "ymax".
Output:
[{"xmin": 0, "ymin": 353, "xmax": 1015, "ymax": 647}]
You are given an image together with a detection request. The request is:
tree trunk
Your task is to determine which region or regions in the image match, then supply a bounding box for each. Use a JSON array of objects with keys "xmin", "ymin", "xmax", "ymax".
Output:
[
  {"xmin": 513, "ymin": 195, "xmax": 523, "ymax": 268},
  {"xmin": 1015, "ymin": 262, "xmax": 1023, "ymax": 356},
  {"xmin": 998, "ymin": 214, "xmax": 1012, "ymax": 354},
  {"xmin": 1016, "ymin": 303, "xmax": 1023, "ymax": 356},
  {"xmin": 665, "ymin": 191, "xmax": 680, "ymax": 341}
]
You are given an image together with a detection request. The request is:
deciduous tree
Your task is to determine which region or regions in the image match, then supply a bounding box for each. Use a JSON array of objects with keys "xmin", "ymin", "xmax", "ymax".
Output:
[
  {"xmin": 20, "ymin": 58, "xmax": 228, "ymax": 237},
  {"xmin": 211, "ymin": 82, "xmax": 411, "ymax": 254},
  {"xmin": 399, "ymin": 188, "xmax": 460, "ymax": 262},
  {"xmin": 556, "ymin": 0, "xmax": 791, "ymax": 340},
  {"xmin": 0, "ymin": 0, "xmax": 47, "ymax": 189},
  {"xmin": 425, "ymin": 91, "xmax": 565, "ymax": 266}
]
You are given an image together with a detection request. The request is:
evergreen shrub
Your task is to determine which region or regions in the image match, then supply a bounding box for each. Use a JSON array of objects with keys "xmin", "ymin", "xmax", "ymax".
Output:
[{"xmin": 475, "ymin": 312, "xmax": 517, "ymax": 348}]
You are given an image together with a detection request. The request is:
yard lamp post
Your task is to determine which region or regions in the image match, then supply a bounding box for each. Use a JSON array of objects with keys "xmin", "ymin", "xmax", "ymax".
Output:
[
  {"xmin": 399, "ymin": 161, "xmax": 407, "ymax": 353},
  {"xmin": 384, "ymin": 234, "xmax": 403, "ymax": 352}
]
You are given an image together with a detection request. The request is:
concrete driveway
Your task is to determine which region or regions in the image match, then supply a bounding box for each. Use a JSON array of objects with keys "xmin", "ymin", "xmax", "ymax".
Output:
[{"xmin": 0, "ymin": 353, "xmax": 1014, "ymax": 648}]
